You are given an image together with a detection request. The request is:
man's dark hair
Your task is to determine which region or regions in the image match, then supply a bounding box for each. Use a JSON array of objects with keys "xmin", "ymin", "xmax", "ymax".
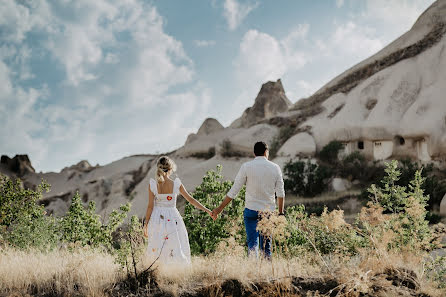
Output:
[{"xmin": 254, "ymin": 141, "xmax": 268, "ymax": 156}]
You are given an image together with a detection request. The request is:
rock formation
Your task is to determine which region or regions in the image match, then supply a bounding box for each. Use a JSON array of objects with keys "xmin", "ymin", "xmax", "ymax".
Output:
[
  {"xmin": 283, "ymin": 0, "xmax": 446, "ymax": 162},
  {"xmin": 197, "ymin": 118, "xmax": 224, "ymax": 135},
  {"xmin": 231, "ymin": 79, "xmax": 292, "ymax": 128},
  {"xmin": 185, "ymin": 118, "xmax": 224, "ymax": 145},
  {"xmin": 0, "ymin": 154, "xmax": 35, "ymax": 176},
  {"xmin": 277, "ymin": 133, "xmax": 316, "ymax": 157}
]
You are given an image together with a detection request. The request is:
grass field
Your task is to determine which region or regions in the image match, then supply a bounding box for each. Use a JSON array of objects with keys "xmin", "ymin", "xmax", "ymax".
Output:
[{"xmin": 1, "ymin": 246, "xmax": 445, "ymax": 297}]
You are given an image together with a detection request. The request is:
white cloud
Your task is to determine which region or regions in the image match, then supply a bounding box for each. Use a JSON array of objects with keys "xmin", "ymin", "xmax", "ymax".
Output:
[
  {"xmin": 331, "ymin": 21, "xmax": 383, "ymax": 57},
  {"xmin": 194, "ymin": 40, "xmax": 216, "ymax": 47},
  {"xmin": 232, "ymin": 27, "xmax": 310, "ymax": 116},
  {"xmin": 0, "ymin": 0, "xmax": 52, "ymax": 43},
  {"xmin": 235, "ymin": 25, "xmax": 310, "ymax": 84},
  {"xmin": 223, "ymin": 0, "xmax": 258, "ymax": 30},
  {"xmin": 336, "ymin": 0, "xmax": 345, "ymax": 8},
  {"xmin": 0, "ymin": 0, "xmax": 210, "ymax": 172},
  {"xmin": 362, "ymin": 0, "xmax": 434, "ymax": 34},
  {"xmin": 235, "ymin": 30, "xmax": 287, "ymax": 85}
]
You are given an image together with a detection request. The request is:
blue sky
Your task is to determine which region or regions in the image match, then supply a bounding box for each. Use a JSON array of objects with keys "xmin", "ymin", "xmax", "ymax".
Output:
[{"xmin": 0, "ymin": 0, "xmax": 435, "ymax": 172}]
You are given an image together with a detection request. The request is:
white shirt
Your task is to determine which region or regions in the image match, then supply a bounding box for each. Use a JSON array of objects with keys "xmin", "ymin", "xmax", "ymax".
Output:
[{"xmin": 227, "ymin": 156, "xmax": 285, "ymax": 211}]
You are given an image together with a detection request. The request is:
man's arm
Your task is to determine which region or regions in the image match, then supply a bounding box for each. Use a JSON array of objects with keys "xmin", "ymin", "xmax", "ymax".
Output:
[
  {"xmin": 276, "ymin": 165, "xmax": 285, "ymax": 214},
  {"xmin": 212, "ymin": 196, "xmax": 233, "ymax": 219},
  {"xmin": 212, "ymin": 164, "xmax": 247, "ymax": 219}
]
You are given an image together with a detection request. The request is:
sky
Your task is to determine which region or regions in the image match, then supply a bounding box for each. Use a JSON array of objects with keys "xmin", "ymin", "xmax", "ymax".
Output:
[{"xmin": 0, "ymin": 0, "xmax": 436, "ymax": 173}]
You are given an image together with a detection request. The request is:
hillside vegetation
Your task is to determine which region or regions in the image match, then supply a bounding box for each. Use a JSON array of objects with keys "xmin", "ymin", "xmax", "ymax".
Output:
[{"xmin": 1, "ymin": 161, "xmax": 446, "ymax": 296}]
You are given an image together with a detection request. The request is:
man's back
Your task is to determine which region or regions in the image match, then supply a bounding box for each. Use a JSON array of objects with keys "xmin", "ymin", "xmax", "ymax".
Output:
[{"xmin": 227, "ymin": 156, "xmax": 285, "ymax": 211}]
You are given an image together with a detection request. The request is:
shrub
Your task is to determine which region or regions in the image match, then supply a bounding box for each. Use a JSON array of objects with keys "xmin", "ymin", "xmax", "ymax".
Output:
[
  {"xmin": 319, "ymin": 140, "xmax": 344, "ymax": 163},
  {"xmin": 397, "ymin": 159, "xmax": 446, "ymax": 210},
  {"xmin": 265, "ymin": 205, "xmax": 365, "ymax": 257},
  {"xmin": 0, "ymin": 174, "xmax": 50, "ymax": 228},
  {"xmin": 190, "ymin": 147, "xmax": 216, "ymax": 159},
  {"xmin": 356, "ymin": 158, "xmax": 446, "ymax": 212},
  {"xmin": 269, "ymin": 126, "xmax": 295, "ymax": 159},
  {"xmin": 0, "ymin": 174, "xmax": 59, "ymax": 251},
  {"xmin": 113, "ymin": 215, "xmax": 145, "ymax": 281},
  {"xmin": 283, "ymin": 159, "xmax": 332, "ymax": 197},
  {"xmin": 60, "ymin": 191, "xmax": 130, "ymax": 250},
  {"xmin": 365, "ymin": 160, "xmax": 432, "ymax": 251},
  {"xmin": 220, "ymin": 139, "xmax": 247, "ymax": 158},
  {"xmin": 184, "ymin": 165, "xmax": 246, "ymax": 255}
]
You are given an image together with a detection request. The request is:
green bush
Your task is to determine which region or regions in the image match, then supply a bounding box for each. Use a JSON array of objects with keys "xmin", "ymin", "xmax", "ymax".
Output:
[
  {"xmin": 184, "ymin": 165, "xmax": 246, "ymax": 255},
  {"xmin": 366, "ymin": 160, "xmax": 432, "ymax": 250},
  {"xmin": 278, "ymin": 205, "xmax": 366, "ymax": 256},
  {"xmin": 60, "ymin": 191, "xmax": 130, "ymax": 250},
  {"xmin": 318, "ymin": 140, "xmax": 344, "ymax": 163},
  {"xmin": 190, "ymin": 147, "xmax": 216, "ymax": 159},
  {"xmin": 114, "ymin": 215, "xmax": 145, "ymax": 280},
  {"xmin": 220, "ymin": 139, "xmax": 247, "ymax": 158},
  {"xmin": 356, "ymin": 158, "xmax": 446, "ymax": 213},
  {"xmin": 397, "ymin": 159, "xmax": 446, "ymax": 210},
  {"xmin": 283, "ymin": 159, "xmax": 332, "ymax": 197},
  {"xmin": 0, "ymin": 174, "xmax": 59, "ymax": 251},
  {"xmin": 339, "ymin": 152, "xmax": 385, "ymax": 183}
]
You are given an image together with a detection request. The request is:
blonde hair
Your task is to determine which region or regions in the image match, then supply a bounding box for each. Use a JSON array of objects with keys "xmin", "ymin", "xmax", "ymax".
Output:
[{"xmin": 156, "ymin": 156, "xmax": 177, "ymax": 183}]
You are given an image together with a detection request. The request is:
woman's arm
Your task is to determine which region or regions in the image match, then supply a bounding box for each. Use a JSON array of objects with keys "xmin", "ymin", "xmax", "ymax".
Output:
[
  {"xmin": 143, "ymin": 184, "xmax": 155, "ymax": 237},
  {"xmin": 179, "ymin": 184, "xmax": 211, "ymax": 214}
]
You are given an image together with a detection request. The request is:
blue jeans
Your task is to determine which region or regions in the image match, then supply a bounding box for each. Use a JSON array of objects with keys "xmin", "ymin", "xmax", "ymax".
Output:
[{"xmin": 243, "ymin": 208, "xmax": 271, "ymax": 259}]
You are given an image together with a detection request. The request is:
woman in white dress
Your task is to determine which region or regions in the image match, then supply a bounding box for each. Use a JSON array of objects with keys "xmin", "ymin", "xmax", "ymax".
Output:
[{"xmin": 143, "ymin": 156, "xmax": 212, "ymax": 265}]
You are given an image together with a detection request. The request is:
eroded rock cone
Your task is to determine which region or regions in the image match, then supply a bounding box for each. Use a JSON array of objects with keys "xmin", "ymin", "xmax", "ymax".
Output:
[
  {"xmin": 197, "ymin": 118, "xmax": 224, "ymax": 136},
  {"xmin": 231, "ymin": 79, "xmax": 292, "ymax": 128}
]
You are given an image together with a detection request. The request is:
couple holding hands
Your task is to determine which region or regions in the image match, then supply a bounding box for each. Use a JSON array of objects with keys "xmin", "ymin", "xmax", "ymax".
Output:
[{"xmin": 143, "ymin": 141, "xmax": 285, "ymax": 265}]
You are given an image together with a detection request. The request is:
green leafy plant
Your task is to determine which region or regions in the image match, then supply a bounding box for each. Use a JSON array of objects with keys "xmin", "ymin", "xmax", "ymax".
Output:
[
  {"xmin": 283, "ymin": 159, "xmax": 332, "ymax": 197},
  {"xmin": 365, "ymin": 160, "xmax": 432, "ymax": 251},
  {"xmin": 0, "ymin": 174, "xmax": 59, "ymax": 251},
  {"xmin": 318, "ymin": 140, "xmax": 344, "ymax": 163},
  {"xmin": 425, "ymin": 255, "xmax": 446, "ymax": 288},
  {"xmin": 60, "ymin": 191, "xmax": 130, "ymax": 250},
  {"xmin": 220, "ymin": 139, "xmax": 248, "ymax": 158},
  {"xmin": 114, "ymin": 215, "xmax": 145, "ymax": 281},
  {"xmin": 190, "ymin": 147, "xmax": 216, "ymax": 159},
  {"xmin": 184, "ymin": 165, "xmax": 246, "ymax": 255}
]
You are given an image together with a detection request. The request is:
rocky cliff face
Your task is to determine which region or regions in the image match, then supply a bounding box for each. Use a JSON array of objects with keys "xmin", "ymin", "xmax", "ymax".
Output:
[
  {"xmin": 289, "ymin": 0, "xmax": 446, "ymax": 162},
  {"xmin": 185, "ymin": 118, "xmax": 224, "ymax": 145},
  {"xmin": 230, "ymin": 79, "xmax": 292, "ymax": 128}
]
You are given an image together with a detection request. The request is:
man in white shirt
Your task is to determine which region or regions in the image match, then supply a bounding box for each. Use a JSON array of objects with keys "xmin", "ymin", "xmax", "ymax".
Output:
[{"xmin": 212, "ymin": 141, "xmax": 285, "ymax": 259}]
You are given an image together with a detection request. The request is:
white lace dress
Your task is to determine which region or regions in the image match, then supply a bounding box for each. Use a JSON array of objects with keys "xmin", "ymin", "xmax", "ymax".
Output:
[{"xmin": 145, "ymin": 177, "xmax": 191, "ymax": 265}]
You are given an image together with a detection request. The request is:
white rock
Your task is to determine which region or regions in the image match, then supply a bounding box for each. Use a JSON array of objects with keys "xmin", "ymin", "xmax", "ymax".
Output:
[
  {"xmin": 230, "ymin": 124, "xmax": 278, "ymax": 154},
  {"xmin": 277, "ymin": 133, "xmax": 316, "ymax": 157},
  {"xmin": 331, "ymin": 178, "xmax": 352, "ymax": 192},
  {"xmin": 197, "ymin": 118, "xmax": 224, "ymax": 135}
]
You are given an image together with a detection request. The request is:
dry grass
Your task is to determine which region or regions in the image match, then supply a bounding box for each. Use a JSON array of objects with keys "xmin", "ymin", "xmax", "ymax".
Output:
[
  {"xmin": 0, "ymin": 247, "xmax": 121, "ymax": 296},
  {"xmin": 155, "ymin": 254, "xmax": 314, "ymax": 295},
  {"xmin": 1, "ymin": 245, "xmax": 445, "ymax": 296}
]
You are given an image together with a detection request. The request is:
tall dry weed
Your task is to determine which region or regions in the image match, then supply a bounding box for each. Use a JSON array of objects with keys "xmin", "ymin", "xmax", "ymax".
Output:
[{"xmin": 0, "ymin": 247, "xmax": 120, "ymax": 296}]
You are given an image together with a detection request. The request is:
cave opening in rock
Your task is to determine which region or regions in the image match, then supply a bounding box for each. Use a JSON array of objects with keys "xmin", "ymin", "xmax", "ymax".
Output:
[
  {"xmin": 394, "ymin": 135, "xmax": 405, "ymax": 146},
  {"xmin": 358, "ymin": 141, "xmax": 364, "ymax": 150}
]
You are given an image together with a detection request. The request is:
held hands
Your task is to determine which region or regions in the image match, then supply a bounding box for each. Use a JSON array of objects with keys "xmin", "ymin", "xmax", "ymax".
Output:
[
  {"xmin": 205, "ymin": 208, "xmax": 218, "ymax": 221},
  {"xmin": 210, "ymin": 208, "xmax": 221, "ymax": 221}
]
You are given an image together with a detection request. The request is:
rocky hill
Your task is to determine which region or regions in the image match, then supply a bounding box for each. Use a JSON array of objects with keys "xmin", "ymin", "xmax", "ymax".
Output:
[{"xmin": 2, "ymin": 0, "xmax": 446, "ymax": 218}]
